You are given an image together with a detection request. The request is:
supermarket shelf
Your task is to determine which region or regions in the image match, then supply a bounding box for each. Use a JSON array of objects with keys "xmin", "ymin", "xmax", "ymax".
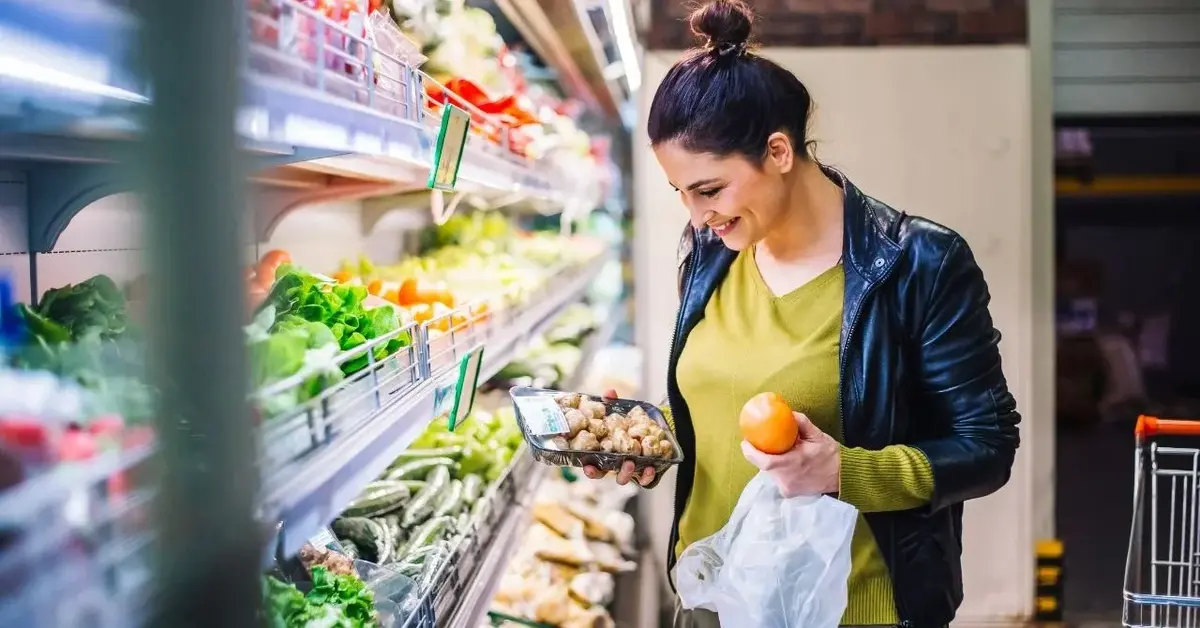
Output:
[
  {"xmin": 444, "ymin": 462, "xmax": 547, "ymax": 628},
  {"xmin": 0, "ymin": 0, "xmax": 596, "ymax": 250},
  {"xmin": 263, "ymin": 251, "xmax": 610, "ymax": 559},
  {"xmin": 490, "ymin": 0, "xmax": 624, "ymax": 118}
]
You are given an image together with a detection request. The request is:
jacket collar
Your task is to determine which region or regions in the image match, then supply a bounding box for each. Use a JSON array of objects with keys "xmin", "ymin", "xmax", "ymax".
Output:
[{"xmin": 823, "ymin": 165, "xmax": 903, "ymax": 284}]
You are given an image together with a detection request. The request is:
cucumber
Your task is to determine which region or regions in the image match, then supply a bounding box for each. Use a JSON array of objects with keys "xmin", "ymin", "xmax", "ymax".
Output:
[
  {"xmin": 389, "ymin": 446, "xmax": 464, "ymax": 466},
  {"xmin": 371, "ymin": 517, "xmax": 394, "ymax": 564},
  {"xmin": 454, "ymin": 511, "xmax": 471, "ymax": 533},
  {"xmin": 431, "ymin": 479, "xmax": 465, "ymax": 519},
  {"xmin": 397, "ymin": 480, "xmax": 427, "ymax": 493},
  {"xmin": 461, "ymin": 474, "xmax": 484, "ymax": 504},
  {"xmin": 405, "ymin": 516, "xmax": 452, "ymax": 554},
  {"xmin": 384, "ymin": 457, "xmax": 460, "ymax": 481},
  {"xmin": 394, "ymin": 542, "xmax": 440, "ymax": 566},
  {"xmin": 332, "ymin": 517, "xmax": 385, "ymax": 562},
  {"xmin": 343, "ymin": 482, "xmax": 411, "ymax": 518},
  {"xmin": 401, "ymin": 465, "xmax": 452, "ymax": 528}
]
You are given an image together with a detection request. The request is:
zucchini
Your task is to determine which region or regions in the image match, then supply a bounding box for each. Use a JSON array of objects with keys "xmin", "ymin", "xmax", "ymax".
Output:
[
  {"xmin": 343, "ymin": 482, "xmax": 411, "ymax": 518},
  {"xmin": 454, "ymin": 511, "xmax": 471, "ymax": 533},
  {"xmin": 394, "ymin": 543, "xmax": 440, "ymax": 566},
  {"xmin": 404, "ymin": 516, "xmax": 453, "ymax": 555},
  {"xmin": 372, "ymin": 517, "xmax": 394, "ymax": 564},
  {"xmin": 398, "ymin": 480, "xmax": 427, "ymax": 493},
  {"xmin": 401, "ymin": 466, "xmax": 452, "ymax": 528},
  {"xmin": 461, "ymin": 474, "xmax": 484, "ymax": 504},
  {"xmin": 332, "ymin": 517, "xmax": 384, "ymax": 562},
  {"xmin": 384, "ymin": 457, "xmax": 460, "ymax": 481},
  {"xmin": 389, "ymin": 446, "xmax": 464, "ymax": 465},
  {"xmin": 431, "ymin": 479, "xmax": 465, "ymax": 519}
]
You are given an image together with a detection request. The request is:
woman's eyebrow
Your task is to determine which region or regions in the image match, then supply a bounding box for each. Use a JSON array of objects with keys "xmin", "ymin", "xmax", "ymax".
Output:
[{"xmin": 685, "ymin": 178, "xmax": 721, "ymax": 191}]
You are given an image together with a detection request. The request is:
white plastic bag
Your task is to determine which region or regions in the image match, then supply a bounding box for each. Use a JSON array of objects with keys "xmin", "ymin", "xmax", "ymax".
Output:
[{"xmin": 675, "ymin": 472, "xmax": 858, "ymax": 628}]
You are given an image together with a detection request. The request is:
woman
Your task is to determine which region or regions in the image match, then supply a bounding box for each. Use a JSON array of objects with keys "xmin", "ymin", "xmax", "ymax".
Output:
[{"xmin": 584, "ymin": 1, "xmax": 1020, "ymax": 627}]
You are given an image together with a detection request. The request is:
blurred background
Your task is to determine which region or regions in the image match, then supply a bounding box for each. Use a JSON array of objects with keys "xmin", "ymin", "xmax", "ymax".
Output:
[{"xmin": 0, "ymin": 0, "xmax": 1198, "ymax": 626}]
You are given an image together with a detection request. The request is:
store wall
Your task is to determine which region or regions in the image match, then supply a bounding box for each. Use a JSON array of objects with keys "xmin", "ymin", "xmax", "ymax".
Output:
[{"xmin": 633, "ymin": 6, "xmax": 1054, "ymax": 620}]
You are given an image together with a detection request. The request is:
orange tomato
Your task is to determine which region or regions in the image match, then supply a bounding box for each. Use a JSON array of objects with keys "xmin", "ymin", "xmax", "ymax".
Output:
[
  {"xmin": 383, "ymin": 288, "xmax": 400, "ymax": 305},
  {"xmin": 257, "ymin": 249, "xmax": 291, "ymax": 280},
  {"xmin": 332, "ymin": 270, "xmax": 353, "ymax": 284},
  {"xmin": 397, "ymin": 278, "xmax": 421, "ymax": 306},
  {"xmin": 366, "ymin": 279, "xmax": 383, "ymax": 296},
  {"xmin": 739, "ymin": 392, "xmax": 798, "ymax": 455}
]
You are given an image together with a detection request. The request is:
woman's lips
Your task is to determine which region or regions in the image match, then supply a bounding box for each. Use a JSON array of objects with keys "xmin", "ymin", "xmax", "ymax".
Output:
[{"xmin": 710, "ymin": 217, "xmax": 740, "ymax": 237}]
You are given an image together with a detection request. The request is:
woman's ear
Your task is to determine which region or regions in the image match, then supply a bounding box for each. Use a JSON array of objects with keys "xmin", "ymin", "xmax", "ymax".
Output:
[{"xmin": 765, "ymin": 132, "xmax": 795, "ymax": 174}]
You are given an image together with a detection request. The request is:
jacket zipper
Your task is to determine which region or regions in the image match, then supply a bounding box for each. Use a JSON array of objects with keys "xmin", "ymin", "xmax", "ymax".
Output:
[
  {"xmin": 840, "ymin": 258, "xmax": 914, "ymax": 625},
  {"xmin": 664, "ymin": 227, "xmax": 699, "ymax": 579}
]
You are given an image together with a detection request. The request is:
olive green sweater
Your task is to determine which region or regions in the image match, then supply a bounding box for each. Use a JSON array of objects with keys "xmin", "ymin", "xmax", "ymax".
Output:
[{"xmin": 671, "ymin": 250, "xmax": 935, "ymax": 626}]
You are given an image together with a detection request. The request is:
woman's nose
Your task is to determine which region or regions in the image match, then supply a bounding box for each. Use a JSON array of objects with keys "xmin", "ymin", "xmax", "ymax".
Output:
[{"xmin": 690, "ymin": 210, "xmax": 714, "ymax": 230}]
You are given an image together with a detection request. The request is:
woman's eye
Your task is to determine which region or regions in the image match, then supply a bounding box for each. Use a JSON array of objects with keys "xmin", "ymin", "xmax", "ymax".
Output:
[{"xmin": 698, "ymin": 188, "xmax": 722, "ymax": 199}]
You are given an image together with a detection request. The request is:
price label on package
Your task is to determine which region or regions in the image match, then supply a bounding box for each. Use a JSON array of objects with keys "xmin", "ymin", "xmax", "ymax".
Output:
[{"xmin": 515, "ymin": 395, "xmax": 570, "ymax": 437}]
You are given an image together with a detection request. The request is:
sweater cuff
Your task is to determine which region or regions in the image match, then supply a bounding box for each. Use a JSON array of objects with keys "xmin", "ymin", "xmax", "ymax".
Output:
[{"xmin": 838, "ymin": 445, "xmax": 873, "ymax": 507}]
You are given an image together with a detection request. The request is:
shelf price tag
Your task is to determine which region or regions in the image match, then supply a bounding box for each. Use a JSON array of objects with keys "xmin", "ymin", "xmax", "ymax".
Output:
[
  {"xmin": 434, "ymin": 344, "xmax": 485, "ymax": 431},
  {"xmin": 427, "ymin": 104, "xmax": 470, "ymax": 191}
]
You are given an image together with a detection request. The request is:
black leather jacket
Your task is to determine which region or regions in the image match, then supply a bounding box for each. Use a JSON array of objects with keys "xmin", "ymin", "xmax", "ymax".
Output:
[{"xmin": 665, "ymin": 168, "xmax": 1020, "ymax": 628}]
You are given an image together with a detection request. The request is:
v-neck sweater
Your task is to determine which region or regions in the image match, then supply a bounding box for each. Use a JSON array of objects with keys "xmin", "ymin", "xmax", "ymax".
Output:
[{"xmin": 672, "ymin": 249, "xmax": 935, "ymax": 626}]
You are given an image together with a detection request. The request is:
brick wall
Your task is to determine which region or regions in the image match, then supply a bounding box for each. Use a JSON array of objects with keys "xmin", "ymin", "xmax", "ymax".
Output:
[{"xmin": 645, "ymin": 0, "xmax": 1028, "ymax": 49}]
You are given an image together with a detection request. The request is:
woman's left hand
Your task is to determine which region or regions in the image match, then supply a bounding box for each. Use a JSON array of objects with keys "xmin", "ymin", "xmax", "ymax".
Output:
[{"xmin": 741, "ymin": 412, "xmax": 840, "ymax": 498}]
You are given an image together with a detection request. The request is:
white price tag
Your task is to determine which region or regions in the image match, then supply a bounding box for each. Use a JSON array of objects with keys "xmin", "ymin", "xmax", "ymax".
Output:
[
  {"xmin": 515, "ymin": 395, "xmax": 569, "ymax": 437},
  {"xmin": 309, "ymin": 526, "xmax": 339, "ymax": 550}
]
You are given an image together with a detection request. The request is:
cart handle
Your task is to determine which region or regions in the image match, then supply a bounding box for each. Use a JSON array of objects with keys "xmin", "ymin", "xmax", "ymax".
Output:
[{"xmin": 1136, "ymin": 415, "xmax": 1200, "ymax": 439}]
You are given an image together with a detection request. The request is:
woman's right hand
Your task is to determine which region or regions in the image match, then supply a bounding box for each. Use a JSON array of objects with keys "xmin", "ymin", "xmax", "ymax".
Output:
[{"xmin": 581, "ymin": 389, "xmax": 658, "ymax": 487}]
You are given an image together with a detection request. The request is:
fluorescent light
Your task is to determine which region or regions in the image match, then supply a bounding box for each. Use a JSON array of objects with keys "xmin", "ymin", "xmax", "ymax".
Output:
[
  {"xmin": 0, "ymin": 56, "xmax": 147, "ymax": 103},
  {"xmin": 604, "ymin": 0, "xmax": 640, "ymax": 93}
]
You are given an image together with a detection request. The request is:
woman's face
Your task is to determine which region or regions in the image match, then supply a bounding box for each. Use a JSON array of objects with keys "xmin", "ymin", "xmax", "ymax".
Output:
[{"xmin": 652, "ymin": 135, "xmax": 794, "ymax": 251}]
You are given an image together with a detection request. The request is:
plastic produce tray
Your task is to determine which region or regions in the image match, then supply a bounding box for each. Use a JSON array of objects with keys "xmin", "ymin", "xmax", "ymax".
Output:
[{"xmin": 509, "ymin": 387, "xmax": 683, "ymax": 477}]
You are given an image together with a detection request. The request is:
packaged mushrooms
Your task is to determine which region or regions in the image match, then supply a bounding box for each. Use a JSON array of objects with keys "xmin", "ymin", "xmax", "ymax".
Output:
[{"xmin": 509, "ymin": 387, "xmax": 683, "ymax": 477}]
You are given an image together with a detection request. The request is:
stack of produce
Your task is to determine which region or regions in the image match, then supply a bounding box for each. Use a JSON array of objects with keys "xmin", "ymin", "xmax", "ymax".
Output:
[
  {"xmin": 485, "ymin": 473, "xmax": 639, "ymax": 628},
  {"xmin": 263, "ymin": 565, "xmax": 381, "ymax": 628},
  {"xmin": 329, "ymin": 406, "xmax": 524, "ymax": 588},
  {"xmin": 332, "ymin": 228, "xmax": 604, "ymax": 339},
  {"xmin": 247, "ymin": 250, "xmax": 412, "ymax": 418}
]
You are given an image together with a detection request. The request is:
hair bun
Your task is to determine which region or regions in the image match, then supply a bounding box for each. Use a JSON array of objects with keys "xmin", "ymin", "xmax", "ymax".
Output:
[{"xmin": 689, "ymin": 0, "xmax": 754, "ymax": 55}]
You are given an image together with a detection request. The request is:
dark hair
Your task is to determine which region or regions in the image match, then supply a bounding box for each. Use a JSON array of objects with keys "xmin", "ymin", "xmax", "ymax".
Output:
[{"xmin": 647, "ymin": 0, "xmax": 815, "ymax": 163}]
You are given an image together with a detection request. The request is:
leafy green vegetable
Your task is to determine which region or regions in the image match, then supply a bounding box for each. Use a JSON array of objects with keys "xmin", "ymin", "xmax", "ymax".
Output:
[
  {"xmin": 12, "ymin": 275, "xmax": 154, "ymax": 423},
  {"xmin": 262, "ymin": 264, "xmax": 409, "ymax": 377},
  {"xmin": 263, "ymin": 567, "xmax": 378, "ymax": 628}
]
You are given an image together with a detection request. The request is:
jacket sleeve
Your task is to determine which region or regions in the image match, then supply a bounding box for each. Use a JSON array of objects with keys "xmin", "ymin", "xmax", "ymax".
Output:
[{"xmin": 910, "ymin": 236, "xmax": 1021, "ymax": 512}]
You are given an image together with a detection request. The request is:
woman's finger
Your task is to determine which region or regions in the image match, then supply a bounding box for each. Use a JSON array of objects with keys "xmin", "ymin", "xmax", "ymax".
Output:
[
  {"xmin": 615, "ymin": 460, "xmax": 636, "ymax": 485},
  {"xmin": 582, "ymin": 465, "xmax": 605, "ymax": 480},
  {"xmin": 602, "ymin": 388, "xmax": 619, "ymax": 401},
  {"xmin": 638, "ymin": 466, "xmax": 657, "ymax": 486}
]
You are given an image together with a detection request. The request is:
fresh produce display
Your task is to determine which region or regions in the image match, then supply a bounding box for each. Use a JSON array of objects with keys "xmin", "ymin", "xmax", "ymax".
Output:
[
  {"xmin": 485, "ymin": 472, "xmax": 638, "ymax": 628},
  {"xmin": 326, "ymin": 404, "xmax": 523, "ymax": 585},
  {"xmin": 264, "ymin": 566, "xmax": 380, "ymax": 628},
  {"xmin": 10, "ymin": 275, "xmax": 154, "ymax": 425},
  {"xmin": 332, "ymin": 231, "xmax": 605, "ymax": 342},
  {"xmin": 247, "ymin": 251, "xmax": 413, "ymax": 418}
]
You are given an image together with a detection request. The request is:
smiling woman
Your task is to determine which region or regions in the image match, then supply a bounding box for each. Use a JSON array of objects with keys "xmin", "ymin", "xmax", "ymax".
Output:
[{"xmin": 620, "ymin": 1, "xmax": 1022, "ymax": 628}]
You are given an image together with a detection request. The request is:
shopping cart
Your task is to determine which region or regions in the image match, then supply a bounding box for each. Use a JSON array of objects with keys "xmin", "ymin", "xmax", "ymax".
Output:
[{"xmin": 1124, "ymin": 415, "xmax": 1200, "ymax": 627}]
